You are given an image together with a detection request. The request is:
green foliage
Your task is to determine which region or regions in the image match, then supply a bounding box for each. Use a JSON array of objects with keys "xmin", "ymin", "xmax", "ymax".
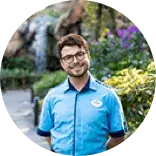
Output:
[
  {"xmin": 2, "ymin": 56, "xmax": 34, "ymax": 72},
  {"xmin": 84, "ymin": 1, "xmax": 116, "ymax": 39},
  {"xmin": 0, "ymin": 68, "xmax": 36, "ymax": 79},
  {"xmin": 90, "ymin": 32, "xmax": 153, "ymax": 81},
  {"xmin": 84, "ymin": 1, "xmax": 98, "ymax": 31},
  {"xmin": 0, "ymin": 68, "xmax": 42, "ymax": 89},
  {"xmin": 104, "ymin": 62, "xmax": 156, "ymax": 136},
  {"xmin": 33, "ymin": 70, "xmax": 67, "ymax": 98},
  {"xmin": 147, "ymin": 61, "xmax": 155, "ymax": 74},
  {"xmin": 2, "ymin": 68, "xmax": 41, "ymax": 78}
]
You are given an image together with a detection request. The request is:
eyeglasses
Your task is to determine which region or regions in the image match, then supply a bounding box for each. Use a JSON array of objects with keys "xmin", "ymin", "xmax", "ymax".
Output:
[{"xmin": 61, "ymin": 51, "xmax": 86, "ymax": 63}]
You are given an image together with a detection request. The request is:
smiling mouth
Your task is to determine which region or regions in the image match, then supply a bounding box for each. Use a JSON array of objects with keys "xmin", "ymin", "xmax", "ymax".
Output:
[
  {"xmin": 74, "ymin": 64, "xmax": 84, "ymax": 69},
  {"xmin": 74, "ymin": 66, "xmax": 82, "ymax": 69},
  {"xmin": 72, "ymin": 65, "xmax": 83, "ymax": 69}
]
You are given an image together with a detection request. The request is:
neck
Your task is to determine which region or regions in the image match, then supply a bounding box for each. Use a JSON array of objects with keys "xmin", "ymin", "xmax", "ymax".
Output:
[{"xmin": 69, "ymin": 72, "xmax": 89, "ymax": 91}]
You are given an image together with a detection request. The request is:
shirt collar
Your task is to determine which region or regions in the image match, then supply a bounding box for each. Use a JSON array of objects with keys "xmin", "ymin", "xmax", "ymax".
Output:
[{"xmin": 62, "ymin": 72, "xmax": 98, "ymax": 93}]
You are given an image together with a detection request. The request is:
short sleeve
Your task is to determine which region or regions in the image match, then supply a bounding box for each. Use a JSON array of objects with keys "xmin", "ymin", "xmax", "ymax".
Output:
[
  {"xmin": 37, "ymin": 95, "xmax": 54, "ymax": 137},
  {"xmin": 107, "ymin": 90, "xmax": 127, "ymax": 137}
]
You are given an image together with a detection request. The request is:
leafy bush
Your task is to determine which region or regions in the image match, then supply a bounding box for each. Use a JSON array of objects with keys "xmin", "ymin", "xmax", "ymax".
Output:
[
  {"xmin": 104, "ymin": 62, "xmax": 156, "ymax": 136},
  {"xmin": 0, "ymin": 68, "xmax": 43, "ymax": 79},
  {"xmin": 2, "ymin": 55, "xmax": 34, "ymax": 72},
  {"xmin": 33, "ymin": 70, "xmax": 67, "ymax": 98},
  {"xmin": 90, "ymin": 26, "xmax": 153, "ymax": 81},
  {"xmin": 147, "ymin": 61, "xmax": 156, "ymax": 74},
  {"xmin": 0, "ymin": 68, "xmax": 42, "ymax": 89}
]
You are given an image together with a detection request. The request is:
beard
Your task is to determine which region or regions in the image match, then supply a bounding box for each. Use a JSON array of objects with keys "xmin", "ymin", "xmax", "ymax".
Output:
[{"xmin": 66, "ymin": 62, "xmax": 89, "ymax": 78}]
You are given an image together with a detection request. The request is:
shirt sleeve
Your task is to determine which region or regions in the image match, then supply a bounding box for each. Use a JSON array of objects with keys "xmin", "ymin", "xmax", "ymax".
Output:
[
  {"xmin": 107, "ymin": 89, "xmax": 127, "ymax": 137},
  {"xmin": 37, "ymin": 94, "xmax": 54, "ymax": 137}
]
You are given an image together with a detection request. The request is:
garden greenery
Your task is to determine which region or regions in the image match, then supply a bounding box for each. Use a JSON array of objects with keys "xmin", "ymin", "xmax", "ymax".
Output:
[
  {"xmin": 90, "ymin": 26, "xmax": 153, "ymax": 81},
  {"xmin": 104, "ymin": 62, "xmax": 156, "ymax": 136},
  {"xmin": 33, "ymin": 70, "xmax": 67, "ymax": 98}
]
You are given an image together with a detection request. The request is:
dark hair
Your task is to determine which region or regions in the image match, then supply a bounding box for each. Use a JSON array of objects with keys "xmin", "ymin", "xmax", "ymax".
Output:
[{"xmin": 56, "ymin": 33, "xmax": 89, "ymax": 59}]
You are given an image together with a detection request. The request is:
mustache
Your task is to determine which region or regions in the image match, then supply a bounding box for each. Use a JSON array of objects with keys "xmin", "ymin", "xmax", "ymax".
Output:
[{"xmin": 69, "ymin": 62, "xmax": 82, "ymax": 69}]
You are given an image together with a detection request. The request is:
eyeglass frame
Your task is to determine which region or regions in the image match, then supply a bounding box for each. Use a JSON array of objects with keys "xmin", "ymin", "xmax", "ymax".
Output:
[{"xmin": 61, "ymin": 50, "xmax": 87, "ymax": 63}]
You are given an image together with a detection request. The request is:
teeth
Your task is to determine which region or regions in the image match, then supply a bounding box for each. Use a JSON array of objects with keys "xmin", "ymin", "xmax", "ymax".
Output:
[{"xmin": 71, "ymin": 65, "xmax": 82, "ymax": 69}]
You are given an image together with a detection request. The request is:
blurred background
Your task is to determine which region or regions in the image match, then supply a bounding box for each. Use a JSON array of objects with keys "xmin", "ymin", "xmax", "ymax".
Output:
[{"xmin": 0, "ymin": 0, "xmax": 155, "ymax": 150}]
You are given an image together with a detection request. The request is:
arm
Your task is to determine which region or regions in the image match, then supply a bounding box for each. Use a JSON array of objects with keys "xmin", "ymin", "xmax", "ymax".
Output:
[
  {"xmin": 46, "ymin": 136, "xmax": 51, "ymax": 147},
  {"xmin": 106, "ymin": 136, "xmax": 125, "ymax": 150},
  {"xmin": 107, "ymin": 90, "xmax": 128, "ymax": 149},
  {"xmin": 36, "ymin": 93, "xmax": 54, "ymax": 147}
]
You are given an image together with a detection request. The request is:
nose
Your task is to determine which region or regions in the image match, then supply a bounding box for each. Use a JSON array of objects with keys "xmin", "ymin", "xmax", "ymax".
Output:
[{"xmin": 73, "ymin": 55, "xmax": 78, "ymax": 63}]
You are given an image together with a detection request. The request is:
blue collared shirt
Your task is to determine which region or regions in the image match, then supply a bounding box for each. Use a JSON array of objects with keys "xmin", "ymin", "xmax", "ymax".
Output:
[{"xmin": 37, "ymin": 74, "xmax": 127, "ymax": 156}]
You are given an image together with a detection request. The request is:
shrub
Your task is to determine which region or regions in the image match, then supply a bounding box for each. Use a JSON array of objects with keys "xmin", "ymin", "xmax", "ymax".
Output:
[
  {"xmin": 90, "ymin": 26, "xmax": 153, "ymax": 81},
  {"xmin": 33, "ymin": 70, "xmax": 67, "ymax": 98},
  {"xmin": 0, "ymin": 68, "xmax": 42, "ymax": 89},
  {"xmin": 2, "ymin": 55, "xmax": 35, "ymax": 72},
  {"xmin": 147, "ymin": 61, "xmax": 156, "ymax": 74},
  {"xmin": 104, "ymin": 62, "xmax": 156, "ymax": 136}
]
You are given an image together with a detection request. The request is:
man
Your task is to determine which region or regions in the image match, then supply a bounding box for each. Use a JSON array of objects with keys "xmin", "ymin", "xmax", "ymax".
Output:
[{"xmin": 37, "ymin": 34, "xmax": 127, "ymax": 155}]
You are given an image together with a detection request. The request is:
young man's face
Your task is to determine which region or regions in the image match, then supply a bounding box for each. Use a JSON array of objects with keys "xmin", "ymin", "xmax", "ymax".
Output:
[{"xmin": 60, "ymin": 45, "xmax": 90, "ymax": 78}]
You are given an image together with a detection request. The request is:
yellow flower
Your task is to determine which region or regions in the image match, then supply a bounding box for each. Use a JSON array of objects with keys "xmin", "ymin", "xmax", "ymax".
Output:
[
  {"xmin": 99, "ymin": 28, "xmax": 110, "ymax": 41},
  {"xmin": 102, "ymin": 28, "xmax": 110, "ymax": 36}
]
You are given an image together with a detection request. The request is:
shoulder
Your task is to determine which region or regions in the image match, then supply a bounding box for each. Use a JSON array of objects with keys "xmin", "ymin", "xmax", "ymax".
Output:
[
  {"xmin": 94, "ymin": 79, "xmax": 119, "ymax": 98},
  {"xmin": 96, "ymin": 79, "xmax": 112, "ymax": 88},
  {"xmin": 95, "ymin": 79, "xmax": 113, "ymax": 91},
  {"xmin": 42, "ymin": 81, "xmax": 66, "ymax": 107},
  {"xmin": 46, "ymin": 80, "xmax": 67, "ymax": 97}
]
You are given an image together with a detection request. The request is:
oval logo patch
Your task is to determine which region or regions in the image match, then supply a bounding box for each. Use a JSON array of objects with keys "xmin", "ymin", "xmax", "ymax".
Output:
[{"xmin": 91, "ymin": 99, "xmax": 103, "ymax": 107}]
